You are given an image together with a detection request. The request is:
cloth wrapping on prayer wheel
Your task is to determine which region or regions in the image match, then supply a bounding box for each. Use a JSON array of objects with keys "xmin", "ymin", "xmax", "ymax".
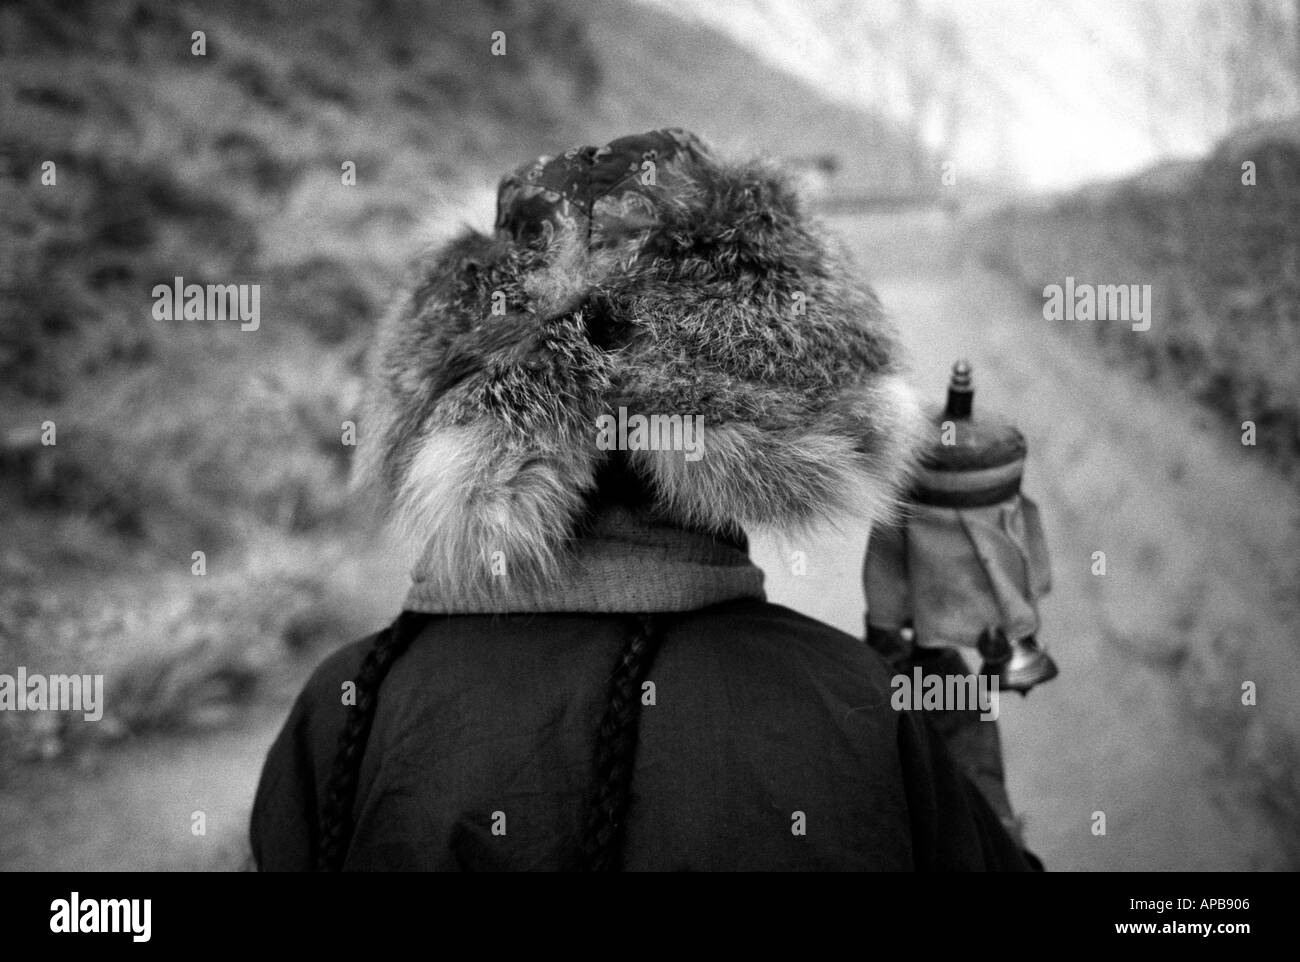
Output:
[{"xmin": 864, "ymin": 361, "xmax": 1058, "ymax": 694}]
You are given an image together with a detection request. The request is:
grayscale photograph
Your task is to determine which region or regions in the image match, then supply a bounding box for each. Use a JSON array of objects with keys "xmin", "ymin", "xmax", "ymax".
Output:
[{"xmin": 0, "ymin": 0, "xmax": 1296, "ymax": 914}]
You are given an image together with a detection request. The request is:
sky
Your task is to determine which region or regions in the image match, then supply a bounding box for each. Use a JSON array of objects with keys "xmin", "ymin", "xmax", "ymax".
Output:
[{"xmin": 647, "ymin": 0, "xmax": 1300, "ymax": 190}]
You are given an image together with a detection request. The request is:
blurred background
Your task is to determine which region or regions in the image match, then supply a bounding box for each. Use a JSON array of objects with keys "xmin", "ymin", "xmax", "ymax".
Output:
[{"xmin": 1, "ymin": 0, "xmax": 1297, "ymax": 871}]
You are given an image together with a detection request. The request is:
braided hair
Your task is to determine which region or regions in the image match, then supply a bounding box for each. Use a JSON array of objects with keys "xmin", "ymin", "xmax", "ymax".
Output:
[
  {"xmin": 316, "ymin": 610, "xmax": 433, "ymax": 871},
  {"xmin": 577, "ymin": 613, "xmax": 664, "ymax": 871},
  {"xmin": 316, "ymin": 610, "xmax": 664, "ymax": 872}
]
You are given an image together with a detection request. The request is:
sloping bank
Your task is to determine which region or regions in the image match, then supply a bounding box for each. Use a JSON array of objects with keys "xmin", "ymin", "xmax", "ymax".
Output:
[{"xmin": 976, "ymin": 117, "xmax": 1300, "ymax": 480}]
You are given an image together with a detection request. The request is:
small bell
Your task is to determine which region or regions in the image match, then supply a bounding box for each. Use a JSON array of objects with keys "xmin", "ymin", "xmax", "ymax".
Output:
[
  {"xmin": 1001, "ymin": 635, "xmax": 1058, "ymax": 694},
  {"xmin": 978, "ymin": 629, "xmax": 1058, "ymax": 695}
]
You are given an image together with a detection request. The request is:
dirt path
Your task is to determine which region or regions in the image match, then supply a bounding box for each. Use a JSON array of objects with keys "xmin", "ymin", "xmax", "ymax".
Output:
[
  {"xmin": 0, "ymin": 704, "xmax": 282, "ymax": 871},
  {"xmin": 0, "ymin": 544, "xmax": 410, "ymax": 873},
  {"xmin": 753, "ymin": 209, "xmax": 1300, "ymax": 870}
]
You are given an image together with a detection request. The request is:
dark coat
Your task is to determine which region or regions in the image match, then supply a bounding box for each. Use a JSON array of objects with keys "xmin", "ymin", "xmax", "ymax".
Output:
[{"xmin": 251, "ymin": 599, "xmax": 1031, "ymax": 871}]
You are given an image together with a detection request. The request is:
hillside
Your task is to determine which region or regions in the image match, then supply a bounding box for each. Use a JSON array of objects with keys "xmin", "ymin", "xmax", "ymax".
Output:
[
  {"xmin": 577, "ymin": 1, "xmax": 922, "ymax": 189},
  {"xmin": 0, "ymin": 0, "xmax": 923, "ymax": 762}
]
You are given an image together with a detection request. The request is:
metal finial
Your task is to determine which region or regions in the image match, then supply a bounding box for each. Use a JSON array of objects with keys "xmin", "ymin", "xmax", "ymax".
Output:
[{"xmin": 945, "ymin": 359, "xmax": 974, "ymax": 418}]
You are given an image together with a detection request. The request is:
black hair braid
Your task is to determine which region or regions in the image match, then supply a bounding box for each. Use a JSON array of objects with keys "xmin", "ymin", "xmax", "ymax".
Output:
[
  {"xmin": 577, "ymin": 613, "xmax": 665, "ymax": 872},
  {"xmin": 316, "ymin": 610, "xmax": 663, "ymax": 872},
  {"xmin": 316, "ymin": 610, "xmax": 433, "ymax": 871}
]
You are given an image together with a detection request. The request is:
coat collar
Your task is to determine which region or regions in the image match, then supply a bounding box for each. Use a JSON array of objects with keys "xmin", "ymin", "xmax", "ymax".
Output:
[{"xmin": 402, "ymin": 503, "xmax": 765, "ymax": 614}]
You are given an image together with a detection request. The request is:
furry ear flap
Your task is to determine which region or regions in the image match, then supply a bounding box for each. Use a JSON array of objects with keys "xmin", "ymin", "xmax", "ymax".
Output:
[
  {"xmin": 397, "ymin": 423, "xmax": 603, "ymax": 601},
  {"xmin": 596, "ymin": 158, "xmax": 926, "ymax": 538},
  {"xmin": 353, "ymin": 225, "xmax": 617, "ymax": 598},
  {"xmin": 629, "ymin": 375, "xmax": 925, "ymax": 538}
]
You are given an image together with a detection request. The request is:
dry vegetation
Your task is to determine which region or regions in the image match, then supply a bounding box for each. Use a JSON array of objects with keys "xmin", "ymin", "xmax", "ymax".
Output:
[
  {"xmin": 977, "ymin": 117, "xmax": 1300, "ymax": 477},
  {"xmin": 0, "ymin": 0, "xmax": 616, "ymax": 761}
]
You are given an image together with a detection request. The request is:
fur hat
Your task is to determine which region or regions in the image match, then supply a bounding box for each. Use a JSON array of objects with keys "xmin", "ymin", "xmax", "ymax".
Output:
[{"xmin": 358, "ymin": 128, "xmax": 923, "ymax": 599}]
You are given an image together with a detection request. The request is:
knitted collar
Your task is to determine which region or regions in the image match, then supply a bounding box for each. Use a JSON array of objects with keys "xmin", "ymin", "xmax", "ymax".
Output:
[{"xmin": 402, "ymin": 504, "xmax": 767, "ymax": 615}]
